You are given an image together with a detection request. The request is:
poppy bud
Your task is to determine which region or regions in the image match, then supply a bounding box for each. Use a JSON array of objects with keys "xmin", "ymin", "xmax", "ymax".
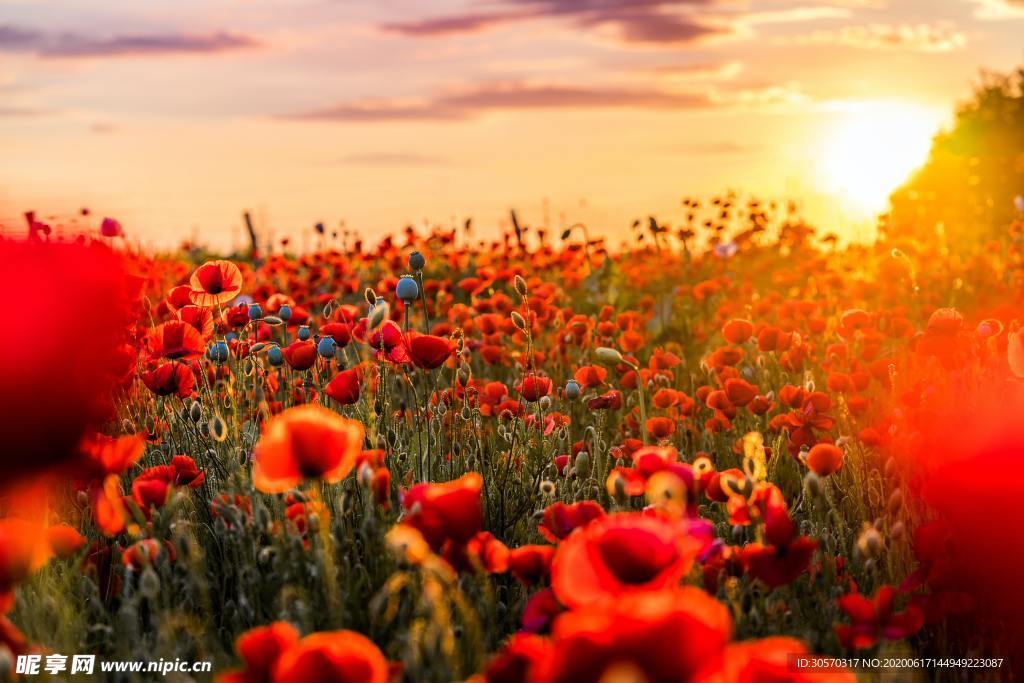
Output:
[
  {"xmin": 189, "ymin": 401, "xmax": 203, "ymax": 423},
  {"xmin": 248, "ymin": 303, "xmax": 263, "ymax": 320},
  {"xmin": 857, "ymin": 525, "xmax": 883, "ymax": 559},
  {"xmin": 594, "ymin": 347, "xmax": 623, "ymax": 365},
  {"xmin": 264, "ymin": 315, "xmax": 284, "ymax": 326},
  {"xmin": 267, "ymin": 346, "xmax": 284, "ymax": 366},
  {"xmin": 514, "ymin": 275, "xmax": 528, "ymax": 297},
  {"xmin": 409, "ymin": 251, "xmax": 425, "ymax": 271},
  {"xmin": 297, "ymin": 326, "xmax": 312, "ymax": 341},
  {"xmin": 317, "ymin": 336, "xmax": 336, "ymax": 358},
  {"xmin": 574, "ymin": 451, "xmax": 591, "ymax": 479},
  {"xmin": 890, "ymin": 521, "xmax": 905, "ymax": 540},
  {"xmin": 539, "ymin": 480, "xmax": 556, "ymax": 496},
  {"xmin": 565, "ymin": 379, "xmax": 581, "ymax": 400},
  {"xmin": 364, "ymin": 288, "xmax": 377, "ymax": 307},
  {"xmin": 278, "ymin": 305, "xmax": 292, "ymax": 321},
  {"xmin": 369, "ymin": 301, "xmax": 390, "ymax": 330},
  {"xmin": 539, "ymin": 395, "xmax": 552, "ymax": 411},
  {"xmin": 887, "ymin": 488, "xmax": 903, "ymax": 514},
  {"xmin": 511, "ymin": 311, "xmax": 526, "ymax": 330},
  {"xmin": 396, "ymin": 276, "xmax": 419, "ymax": 301}
]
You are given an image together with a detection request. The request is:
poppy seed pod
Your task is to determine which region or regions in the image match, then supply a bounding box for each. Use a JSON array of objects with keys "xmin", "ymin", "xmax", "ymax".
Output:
[
  {"xmin": 317, "ymin": 336, "xmax": 336, "ymax": 358},
  {"xmin": 297, "ymin": 326, "xmax": 311, "ymax": 341},
  {"xmin": 396, "ymin": 275, "xmax": 419, "ymax": 302},
  {"xmin": 594, "ymin": 347, "xmax": 623, "ymax": 365},
  {"xmin": 409, "ymin": 250, "xmax": 425, "ymax": 271},
  {"xmin": 565, "ymin": 379, "xmax": 581, "ymax": 400},
  {"xmin": 278, "ymin": 305, "xmax": 292, "ymax": 321},
  {"xmin": 267, "ymin": 346, "xmax": 284, "ymax": 366},
  {"xmin": 247, "ymin": 303, "xmax": 263, "ymax": 320},
  {"xmin": 208, "ymin": 341, "xmax": 229, "ymax": 364}
]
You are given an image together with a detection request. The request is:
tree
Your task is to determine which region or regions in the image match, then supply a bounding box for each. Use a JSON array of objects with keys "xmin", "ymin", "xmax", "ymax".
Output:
[{"xmin": 889, "ymin": 67, "xmax": 1024, "ymax": 244}]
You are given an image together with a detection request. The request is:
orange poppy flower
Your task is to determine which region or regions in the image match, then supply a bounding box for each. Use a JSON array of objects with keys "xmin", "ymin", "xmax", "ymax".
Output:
[
  {"xmin": 272, "ymin": 630, "xmax": 389, "ymax": 683},
  {"xmin": 406, "ymin": 332, "xmax": 454, "ymax": 370},
  {"xmin": 551, "ymin": 512, "xmax": 704, "ymax": 608},
  {"xmin": 401, "ymin": 472, "xmax": 483, "ymax": 550},
  {"xmin": 253, "ymin": 405, "xmax": 365, "ymax": 493},
  {"xmin": 805, "ymin": 443, "xmax": 843, "ymax": 476},
  {"xmin": 536, "ymin": 587, "xmax": 731, "ymax": 683},
  {"xmin": 324, "ymin": 367, "xmax": 362, "ymax": 406},
  {"xmin": 722, "ymin": 318, "xmax": 755, "ymax": 344},
  {"xmin": 148, "ymin": 321, "xmax": 205, "ymax": 361},
  {"xmin": 189, "ymin": 259, "xmax": 243, "ymax": 307}
]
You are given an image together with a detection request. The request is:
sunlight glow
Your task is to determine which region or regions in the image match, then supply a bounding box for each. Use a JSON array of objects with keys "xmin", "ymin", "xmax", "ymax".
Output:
[{"xmin": 819, "ymin": 101, "xmax": 945, "ymax": 213}]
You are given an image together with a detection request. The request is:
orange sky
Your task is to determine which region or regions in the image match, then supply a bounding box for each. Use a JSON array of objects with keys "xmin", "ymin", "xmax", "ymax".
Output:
[{"xmin": 1, "ymin": 0, "xmax": 1023, "ymax": 249}]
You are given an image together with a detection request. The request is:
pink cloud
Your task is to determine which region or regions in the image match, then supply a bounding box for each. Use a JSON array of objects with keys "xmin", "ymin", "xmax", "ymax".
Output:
[
  {"xmin": 0, "ymin": 25, "xmax": 260, "ymax": 58},
  {"xmin": 285, "ymin": 81, "xmax": 714, "ymax": 122}
]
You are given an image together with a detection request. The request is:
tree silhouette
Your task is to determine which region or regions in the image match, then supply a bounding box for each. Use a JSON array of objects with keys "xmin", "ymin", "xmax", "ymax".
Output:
[{"xmin": 889, "ymin": 67, "xmax": 1024, "ymax": 243}]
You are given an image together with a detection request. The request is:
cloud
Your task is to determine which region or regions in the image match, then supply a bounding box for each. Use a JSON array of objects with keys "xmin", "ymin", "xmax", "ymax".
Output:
[
  {"xmin": 285, "ymin": 81, "xmax": 715, "ymax": 122},
  {"xmin": 0, "ymin": 25, "xmax": 260, "ymax": 58},
  {"xmin": 792, "ymin": 23, "xmax": 967, "ymax": 52},
  {"xmin": 0, "ymin": 105, "xmax": 49, "ymax": 118},
  {"xmin": 381, "ymin": 0, "xmax": 728, "ymax": 46},
  {"xmin": 639, "ymin": 60, "xmax": 743, "ymax": 80}
]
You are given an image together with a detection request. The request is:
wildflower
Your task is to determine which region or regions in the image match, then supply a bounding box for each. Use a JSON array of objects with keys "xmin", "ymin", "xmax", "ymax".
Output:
[
  {"xmin": 189, "ymin": 260, "xmax": 243, "ymax": 307},
  {"xmin": 281, "ymin": 340, "xmax": 317, "ymax": 370},
  {"xmin": 537, "ymin": 501, "xmax": 605, "ymax": 542},
  {"xmin": 406, "ymin": 333, "xmax": 454, "ymax": 370},
  {"xmin": 805, "ymin": 443, "xmax": 844, "ymax": 476},
  {"xmin": 516, "ymin": 373, "xmax": 552, "ymax": 402},
  {"xmin": 536, "ymin": 587, "xmax": 731, "ymax": 683},
  {"xmin": 835, "ymin": 586, "xmax": 923, "ymax": 650},
  {"xmin": 401, "ymin": 472, "xmax": 483, "ymax": 550},
  {"xmin": 253, "ymin": 405, "xmax": 365, "ymax": 493},
  {"xmin": 550, "ymin": 512, "xmax": 705, "ymax": 608},
  {"xmin": 324, "ymin": 367, "xmax": 361, "ymax": 406}
]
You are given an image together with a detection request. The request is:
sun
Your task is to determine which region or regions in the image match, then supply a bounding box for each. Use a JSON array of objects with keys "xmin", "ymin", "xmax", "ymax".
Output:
[{"xmin": 819, "ymin": 101, "xmax": 945, "ymax": 214}]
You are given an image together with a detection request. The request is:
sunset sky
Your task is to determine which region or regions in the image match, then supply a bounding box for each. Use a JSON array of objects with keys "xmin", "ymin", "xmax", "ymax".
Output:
[{"xmin": 2, "ymin": 0, "xmax": 1023, "ymax": 248}]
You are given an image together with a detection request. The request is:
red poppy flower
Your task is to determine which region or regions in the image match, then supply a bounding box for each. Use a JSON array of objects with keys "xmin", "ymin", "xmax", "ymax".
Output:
[
  {"xmin": 723, "ymin": 378, "xmax": 758, "ymax": 407},
  {"xmin": 406, "ymin": 332, "xmax": 454, "ymax": 370},
  {"xmin": 46, "ymin": 524, "xmax": 86, "ymax": 559},
  {"xmin": 0, "ymin": 518, "xmax": 52, "ymax": 598},
  {"xmin": 253, "ymin": 405, "xmax": 365, "ymax": 493},
  {"xmin": 282, "ymin": 340, "xmax": 318, "ymax": 371},
  {"xmin": 220, "ymin": 621, "xmax": 299, "ymax": 683},
  {"xmin": 697, "ymin": 637, "xmax": 854, "ymax": 683},
  {"xmin": 401, "ymin": 472, "xmax": 483, "ymax": 550},
  {"xmin": 148, "ymin": 322, "xmax": 205, "ymax": 361},
  {"xmin": 271, "ymin": 630, "xmax": 390, "ymax": 683},
  {"xmin": 722, "ymin": 318, "xmax": 755, "ymax": 344},
  {"xmin": 325, "ymin": 367, "xmax": 362, "ymax": 406},
  {"xmin": 177, "ymin": 305, "xmax": 215, "ymax": 339},
  {"xmin": 508, "ymin": 545, "xmax": 556, "ymax": 585},
  {"xmin": 320, "ymin": 322, "xmax": 352, "ymax": 348},
  {"xmin": 141, "ymin": 362, "xmax": 196, "ymax": 398},
  {"xmin": 535, "ymin": 587, "xmax": 731, "ymax": 683},
  {"xmin": 480, "ymin": 633, "xmax": 552, "ymax": 683},
  {"xmin": 805, "ymin": 443, "xmax": 843, "ymax": 476},
  {"xmin": 741, "ymin": 536, "xmax": 817, "ymax": 589},
  {"xmin": 81, "ymin": 433, "xmax": 145, "ymax": 478},
  {"xmin": 516, "ymin": 373, "xmax": 552, "ymax": 402},
  {"xmin": 645, "ymin": 416, "xmax": 676, "ymax": 440},
  {"xmin": 573, "ymin": 365, "xmax": 607, "ymax": 389},
  {"xmin": 537, "ymin": 501, "xmax": 605, "ymax": 542},
  {"xmin": 0, "ymin": 239, "xmax": 137, "ymax": 487},
  {"xmin": 132, "ymin": 477, "xmax": 169, "ymax": 510},
  {"xmin": 189, "ymin": 259, "xmax": 243, "ymax": 307},
  {"xmin": 551, "ymin": 512, "xmax": 704, "ymax": 608},
  {"xmin": 835, "ymin": 586, "xmax": 923, "ymax": 650}
]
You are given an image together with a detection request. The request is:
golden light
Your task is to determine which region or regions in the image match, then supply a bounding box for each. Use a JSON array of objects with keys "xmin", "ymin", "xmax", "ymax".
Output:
[{"xmin": 819, "ymin": 101, "xmax": 945, "ymax": 213}]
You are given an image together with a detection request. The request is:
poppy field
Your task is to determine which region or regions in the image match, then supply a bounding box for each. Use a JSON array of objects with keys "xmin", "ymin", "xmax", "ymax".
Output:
[{"xmin": 2, "ymin": 204, "xmax": 1024, "ymax": 682}]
